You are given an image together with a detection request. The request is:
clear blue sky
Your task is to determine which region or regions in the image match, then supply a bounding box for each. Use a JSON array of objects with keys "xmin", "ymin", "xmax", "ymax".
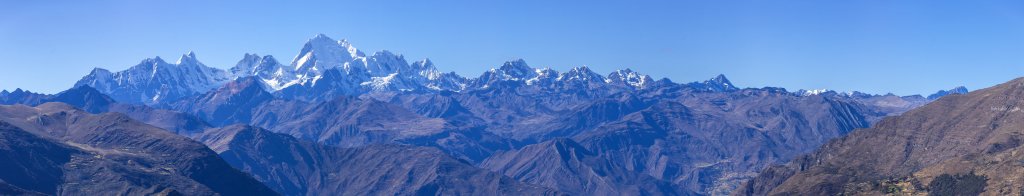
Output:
[{"xmin": 1, "ymin": 0, "xmax": 1022, "ymax": 95}]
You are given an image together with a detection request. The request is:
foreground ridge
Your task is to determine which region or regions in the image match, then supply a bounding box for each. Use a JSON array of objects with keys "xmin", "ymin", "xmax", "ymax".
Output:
[{"xmin": 737, "ymin": 77, "xmax": 1024, "ymax": 195}]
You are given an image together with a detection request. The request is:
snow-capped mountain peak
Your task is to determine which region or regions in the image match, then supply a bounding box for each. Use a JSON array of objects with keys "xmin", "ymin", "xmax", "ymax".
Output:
[
  {"xmin": 797, "ymin": 89, "xmax": 833, "ymax": 96},
  {"xmin": 71, "ymin": 35, "xmax": 783, "ymax": 105},
  {"xmin": 468, "ymin": 59, "xmax": 540, "ymax": 89},
  {"xmin": 131, "ymin": 56, "xmax": 169, "ymax": 73},
  {"xmin": 366, "ymin": 50, "xmax": 409, "ymax": 76},
  {"xmin": 410, "ymin": 59, "xmax": 444, "ymax": 78},
  {"xmin": 524, "ymin": 68, "xmax": 558, "ymax": 86},
  {"xmin": 151, "ymin": 56, "xmax": 166, "ymax": 64},
  {"xmin": 312, "ymin": 33, "xmax": 330, "ymax": 40},
  {"xmin": 411, "ymin": 58, "xmax": 443, "ymax": 80},
  {"xmin": 709, "ymin": 74, "xmax": 732, "ymax": 86},
  {"xmin": 362, "ymin": 73, "xmax": 405, "ymax": 91},
  {"xmin": 75, "ymin": 52, "xmax": 230, "ymax": 104},
  {"xmin": 177, "ymin": 51, "xmax": 199, "ymax": 65},
  {"xmin": 689, "ymin": 74, "xmax": 739, "ymax": 92},
  {"xmin": 292, "ymin": 34, "xmax": 367, "ymax": 80},
  {"xmin": 412, "ymin": 58, "xmax": 435, "ymax": 70},
  {"xmin": 558, "ymin": 66, "xmax": 604, "ymax": 82},
  {"xmin": 338, "ymin": 38, "xmax": 364, "ymax": 59},
  {"xmin": 606, "ymin": 68, "xmax": 653, "ymax": 89},
  {"xmin": 494, "ymin": 59, "xmax": 537, "ymax": 80},
  {"xmin": 231, "ymin": 53, "xmax": 295, "ymax": 90}
]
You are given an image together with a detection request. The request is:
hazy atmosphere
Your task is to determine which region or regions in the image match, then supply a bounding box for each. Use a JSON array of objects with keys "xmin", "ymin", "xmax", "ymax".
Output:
[{"xmin": 3, "ymin": 1, "xmax": 1024, "ymax": 195}]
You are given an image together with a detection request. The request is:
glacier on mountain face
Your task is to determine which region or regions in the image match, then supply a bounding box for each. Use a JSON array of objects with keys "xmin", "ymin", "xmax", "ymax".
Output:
[
  {"xmin": 75, "ymin": 34, "xmax": 668, "ymax": 104},
  {"xmin": 75, "ymin": 52, "xmax": 230, "ymax": 104}
]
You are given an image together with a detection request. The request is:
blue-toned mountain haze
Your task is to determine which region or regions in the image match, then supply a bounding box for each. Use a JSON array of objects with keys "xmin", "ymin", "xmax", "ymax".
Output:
[
  {"xmin": 1, "ymin": 0, "xmax": 1022, "ymax": 95},
  {"xmin": 0, "ymin": 1, "xmax": 1022, "ymax": 195}
]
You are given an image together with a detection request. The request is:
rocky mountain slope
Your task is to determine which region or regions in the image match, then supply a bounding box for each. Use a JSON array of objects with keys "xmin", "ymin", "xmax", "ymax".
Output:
[
  {"xmin": 165, "ymin": 77, "xmax": 519, "ymax": 163},
  {"xmin": 0, "ymin": 103, "xmax": 276, "ymax": 195},
  {"xmin": 736, "ymin": 78, "xmax": 1024, "ymax": 195},
  {"xmin": 481, "ymin": 138, "xmax": 691, "ymax": 195},
  {"xmin": 570, "ymin": 86, "xmax": 879, "ymax": 195},
  {"xmin": 194, "ymin": 125, "xmax": 559, "ymax": 196}
]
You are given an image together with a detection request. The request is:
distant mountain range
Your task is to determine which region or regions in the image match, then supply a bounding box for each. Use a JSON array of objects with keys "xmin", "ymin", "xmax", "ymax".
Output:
[
  {"xmin": 0, "ymin": 34, "xmax": 974, "ymax": 195},
  {"xmin": 195, "ymin": 125, "xmax": 559, "ymax": 196},
  {"xmin": 69, "ymin": 34, "xmax": 959, "ymax": 105}
]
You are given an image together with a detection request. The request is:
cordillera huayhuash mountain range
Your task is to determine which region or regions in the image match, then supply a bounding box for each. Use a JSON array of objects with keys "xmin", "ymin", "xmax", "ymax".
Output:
[{"xmin": 0, "ymin": 34, "xmax": 988, "ymax": 196}]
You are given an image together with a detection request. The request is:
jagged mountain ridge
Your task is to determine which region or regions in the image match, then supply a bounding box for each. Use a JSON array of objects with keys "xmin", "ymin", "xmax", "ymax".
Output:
[
  {"xmin": 793, "ymin": 87, "xmax": 969, "ymax": 121},
  {"xmin": 0, "ymin": 88, "xmax": 48, "ymax": 106},
  {"xmin": 72, "ymin": 33, "xmax": 964, "ymax": 107},
  {"xmin": 74, "ymin": 34, "xmax": 676, "ymax": 104},
  {"xmin": 74, "ymin": 52, "xmax": 230, "ymax": 104},
  {"xmin": 164, "ymin": 77, "xmax": 520, "ymax": 163}
]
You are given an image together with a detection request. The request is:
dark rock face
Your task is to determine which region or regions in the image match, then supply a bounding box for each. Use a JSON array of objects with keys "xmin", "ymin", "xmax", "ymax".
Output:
[
  {"xmin": 736, "ymin": 78, "xmax": 1024, "ymax": 195},
  {"xmin": 687, "ymin": 74, "xmax": 738, "ymax": 92},
  {"xmin": 194, "ymin": 125, "xmax": 559, "ymax": 196},
  {"xmin": 45, "ymin": 85, "xmax": 115, "ymax": 113},
  {"xmin": 0, "ymin": 103, "xmax": 277, "ymax": 196},
  {"xmin": 164, "ymin": 77, "xmax": 276, "ymax": 126},
  {"xmin": 568, "ymin": 88, "xmax": 875, "ymax": 195},
  {"xmin": 167, "ymin": 79, "xmax": 518, "ymax": 163},
  {"xmin": 482, "ymin": 138, "xmax": 692, "ymax": 196}
]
